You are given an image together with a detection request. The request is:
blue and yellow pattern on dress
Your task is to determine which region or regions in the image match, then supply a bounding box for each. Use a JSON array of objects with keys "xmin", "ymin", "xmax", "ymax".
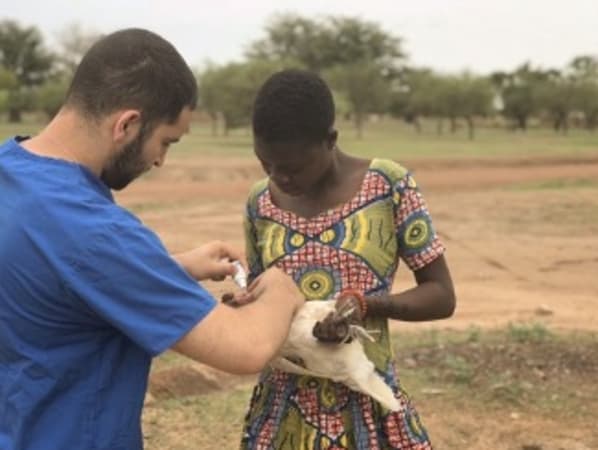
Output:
[
  {"xmin": 339, "ymin": 201, "xmax": 397, "ymax": 279},
  {"xmin": 253, "ymin": 218, "xmax": 289, "ymax": 268},
  {"xmin": 240, "ymin": 159, "xmax": 440, "ymax": 450},
  {"xmin": 294, "ymin": 266, "xmax": 341, "ymax": 300},
  {"xmin": 397, "ymin": 211, "xmax": 434, "ymax": 257}
]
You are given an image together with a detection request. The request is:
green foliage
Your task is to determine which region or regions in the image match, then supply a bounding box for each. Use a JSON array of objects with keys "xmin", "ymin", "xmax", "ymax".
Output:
[
  {"xmin": 567, "ymin": 56, "xmax": 598, "ymax": 130},
  {"xmin": 0, "ymin": 15, "xmax": 595, "ymax": 132},
  {"xmin": 324, "ymin": 61, "xmax": 391, "ymax": 137},
  {"xmin": 0, "ymin": 20, "xmax": 54, "ymax": 121},
  {"xmin": 35, "ymin": 78, "xmax": 68, "ymax": 119},
  {"xmin": 0, "ymin": 20, "xmax": 54, "ymax": 85},
  {"xmin": 197, "ymin": 59, "xmax": 286, "ymax": 134},
  {"xmin": 391, "ymin": 69, "xmax": 493, "ymax": 138},
  {"xmin": 491, "ymin": 63, "xmax": 551, "ymax": 130},
  {"xmin": 443, "ymin": 355, "xmax": 475, "ymax": 384},
  {"xmin": 508, "ymin": 322, "xmax": 553, "ymax": 344},
  {"xmin": 0, "ymin": 67, "xmax": 17, "ymax": 90},
  {"xmin": 247, "ymin": 14, "xmax": 404, "ymax": 74},
  {"xmin": 54, "ymin": 23, "xmax": 102, "ymax": 76}
]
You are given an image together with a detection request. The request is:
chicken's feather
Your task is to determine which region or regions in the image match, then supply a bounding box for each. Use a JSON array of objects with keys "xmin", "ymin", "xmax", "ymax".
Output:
[{"xmin": 270, "ymin": 301, "xmax": 401, "ymax": 411}]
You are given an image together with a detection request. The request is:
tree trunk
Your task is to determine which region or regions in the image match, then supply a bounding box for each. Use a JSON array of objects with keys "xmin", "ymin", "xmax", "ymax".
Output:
[
  {"xmin": 554, "ymin": 113, "xmax": 569, "ymax": 135},
  {"xmin": 8, "ymin": 107, "xmax": 22, "ymax": 123},
  {"xmin": 466, "ymin": 116, "xmax": 475, "ymax": 140},
  {"xmin": 222, "ymin": 115, "xmax": 229, "ymax": 137},
  {"xmin": 517, "ymin": 115, "xmax": 527, "ymax": 131},
  {"xmin": 587, "ymin": 114, "xmax": 597, "ymax": 132},
  {"xmin": 436, "ymin": 118, "xmax": 443, "ymax": 136},
  {"xmin": 450, "ymin": 116, "xmax": 457, "ymax": 134},
  {"xmin": 553, "ymin": 116, "xmax": 562, "ymax": 132},
  {"xmin": 354, "ymin": 113, "xmax": 364, "ymax": 139},
  {"xmin": 413, "ymin": 117, "xmax": 422, "ymax": 134},
  {"xmin": 211, "ymin": 115, "xmax": 218, "ymax": 136}
]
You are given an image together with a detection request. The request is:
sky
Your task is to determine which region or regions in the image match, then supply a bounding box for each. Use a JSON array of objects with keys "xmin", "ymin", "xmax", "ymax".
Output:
[{"xmin": 2, "ymin": 0, "xmax": 598, "ymax": 74}]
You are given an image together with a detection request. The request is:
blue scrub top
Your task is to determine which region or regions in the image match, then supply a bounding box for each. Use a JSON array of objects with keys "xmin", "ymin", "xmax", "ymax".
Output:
[{"xmin": 0, "ymin": 137, "xmax": 216, "ymax": 450}]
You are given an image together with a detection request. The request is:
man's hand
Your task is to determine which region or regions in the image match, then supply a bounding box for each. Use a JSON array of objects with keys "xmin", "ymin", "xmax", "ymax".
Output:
[
  {"xmin": 221, "ymin": 290, "xmax": 254, "ymax": 306},
  {"xmin": 173, "ymin": 241, "xmax": 244, "ymax": 281},
  {"xmin": 223, "ymin": 267, "xmax": 304, "ymax": 310},
  {"xmin": 173, "ymin": 267, "xmax": 305, "ymax": 374}
]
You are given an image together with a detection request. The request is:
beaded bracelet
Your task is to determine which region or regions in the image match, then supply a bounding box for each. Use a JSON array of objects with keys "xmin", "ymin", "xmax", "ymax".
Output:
[{"xmin": 338, "ymin": 289, "xmax": 367, "ymax": 320}]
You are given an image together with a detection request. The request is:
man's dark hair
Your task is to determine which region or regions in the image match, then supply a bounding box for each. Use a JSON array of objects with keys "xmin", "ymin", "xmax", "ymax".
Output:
[
  {"xmin": 65, "ymin": 28, "xmax": 197, "ymax": 127},
  {"xmin": 252, "ymin": 69, "xmax": 335, "ymax": 144}
]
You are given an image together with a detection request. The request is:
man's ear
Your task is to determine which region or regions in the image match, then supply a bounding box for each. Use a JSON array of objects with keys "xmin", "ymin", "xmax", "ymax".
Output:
[
  {"xmin": 112, "ymin": 110, "xmax": 142, "ymax": 143},
  {"xmin": 327, "ymin": 129, "xmax": 338, "ymax": 150}
]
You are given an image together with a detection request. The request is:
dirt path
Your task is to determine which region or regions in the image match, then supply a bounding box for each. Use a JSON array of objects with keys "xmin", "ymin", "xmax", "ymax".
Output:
[
  {"xmin": 132, "ymin": 154, "xmax": 598, "ymax": 449},
  {"xmin": 116, "ymin": 155, "xmax": 598, "ymax": 332}
]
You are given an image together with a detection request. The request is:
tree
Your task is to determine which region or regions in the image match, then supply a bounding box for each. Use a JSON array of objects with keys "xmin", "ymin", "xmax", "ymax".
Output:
[
  {"xmin": 247, "ymin": 14, "xmax": 405, "ymax": 136},
  {"xmin": 36, "ymin": 78, "xmax": 68, "ymax": 119},
  {"xmin": 0, "ymin": 67, "xmax": 17, "ymax": 115},
  {"xmin": 0, "ymin": 20, "xmax": 54, "ymax": 121},
  {"xmin": 536, "ymin": 69, "xmax": 577, "ymax": 134},
  {"xmin": 572, "ymin": 81, "xmax": 598, "ymax": 131},
  {"xmin": 198, "ymin": 60, "xmax": 285, "ymax": 135},
  {"xmin": 323, "ymin": 16, "xmax": 404, "ymax": 74},
  {"xmin": 196, "ymin": 64, "xmax": 222, "ymax": 136},
  {"xmin": 55, "ymin": 23, "xmax": 102, "ymax": 75},
  {"xmin": 325, "ymin": 62, "xmax": 391, "ymax": 138},
  {"xmin": 568, "ymin": 55, "xmax": 598, "ymax": 130},
  {"xmin": 389, "ymin": 68, "xmax": 442, "ymax": 133},
  {"xmin": 447, "ymin": 74, "xmax": 494, "ymax": 139},
  {"xmin": 491, "ymin": 63, "xmax": 547, "ymax": 131},
  {"xmin": 246, "ymin": 15, "xmax": 325, "ymax": 71},
  {"xmin": 390, "ymin": 69, "xmax": 493, "ymax": 139},
  {"xmin": 247, "ymin": 14, "xmax": 404, "ymax": 74}
]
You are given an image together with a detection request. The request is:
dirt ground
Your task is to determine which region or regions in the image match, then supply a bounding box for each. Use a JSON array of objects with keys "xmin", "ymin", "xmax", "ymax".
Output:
[
  {"xmin": 116, "ymin": 154, "xmax": 598, "ymax": 332},
  {"xmin": 115, "ymin": 154, "xmax": 598, "ymax": 449}
]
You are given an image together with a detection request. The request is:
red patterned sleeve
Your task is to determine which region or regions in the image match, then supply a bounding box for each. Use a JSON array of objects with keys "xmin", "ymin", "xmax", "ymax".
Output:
[{"xmin": 393, "ymin": 173, "xmax": 445, "ymax": 271}]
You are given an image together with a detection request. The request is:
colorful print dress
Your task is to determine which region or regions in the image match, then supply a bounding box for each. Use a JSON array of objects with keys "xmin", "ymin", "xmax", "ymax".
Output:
[{"xmin": 240, "ymin": 159, "xmax": 445, "ymax": 450}]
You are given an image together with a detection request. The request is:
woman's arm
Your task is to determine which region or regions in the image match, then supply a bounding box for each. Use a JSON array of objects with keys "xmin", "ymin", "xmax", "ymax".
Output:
[{"xmin": 365, "ymin": 255, "xmax": 455, "ymax": 321}]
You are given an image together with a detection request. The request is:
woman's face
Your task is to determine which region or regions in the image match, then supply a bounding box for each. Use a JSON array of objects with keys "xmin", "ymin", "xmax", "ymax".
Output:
[{"xmin": 254, "ymin": 137, "xmax": 335, "ymax": 197}]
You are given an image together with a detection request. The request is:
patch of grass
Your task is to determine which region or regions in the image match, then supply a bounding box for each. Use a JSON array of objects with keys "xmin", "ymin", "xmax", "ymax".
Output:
[
  {"xmin": 394, "ymin": 325, "xmax": 597, "ymax": 416},
  {"xmin": 144, "ymin": 386, "xmax": 252, "ymax": 450},
  {"xmin": 507, "ymin": 322, "xmax": 553, "ymax": 343},
  {"xmin": 143, "ymin": 326, "xmax": 598, "ymax": 450},
  {"xmin": 2, "ymin": 120, "xmax": 598, "ymax": 161},
  {"xmin": 442, "ymin": 355, "xmax": 476, "ymax": 384}
]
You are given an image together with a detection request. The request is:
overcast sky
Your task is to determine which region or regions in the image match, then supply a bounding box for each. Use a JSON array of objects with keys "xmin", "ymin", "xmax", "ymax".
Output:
[{"xmin": 2, "ymin": 0, "xmax": 597, "ymax": 74}]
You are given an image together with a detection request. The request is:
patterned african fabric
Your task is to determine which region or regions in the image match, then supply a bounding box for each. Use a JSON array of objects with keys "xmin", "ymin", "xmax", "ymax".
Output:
[{"xmin": 240, "ymin": 158, "xmax": 444, "ymax": 450}]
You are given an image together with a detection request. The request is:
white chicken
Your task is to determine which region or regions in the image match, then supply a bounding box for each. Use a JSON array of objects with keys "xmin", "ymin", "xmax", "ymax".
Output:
[
  {"xmin": 228, "ymin": 263, "xmax": 400, "ymax": 412},
  {"xmin": 270, "ymin": 300, "xmax": 401, "ymax": 412}
]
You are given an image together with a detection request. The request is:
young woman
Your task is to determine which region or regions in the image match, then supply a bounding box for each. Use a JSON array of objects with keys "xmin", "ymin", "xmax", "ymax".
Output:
[{"xmin": 240, "ymin": 69, "xmax": 456, "ymax": 449}]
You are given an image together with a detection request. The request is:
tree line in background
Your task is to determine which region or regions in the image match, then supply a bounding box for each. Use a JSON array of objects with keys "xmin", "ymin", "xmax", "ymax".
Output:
[{"xmin": 1, "ymin": 16, "xmax": 597, "ymax": 139}]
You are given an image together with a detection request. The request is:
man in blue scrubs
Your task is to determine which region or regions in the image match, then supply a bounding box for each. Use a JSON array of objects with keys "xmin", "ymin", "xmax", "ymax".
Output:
[{"xmin": 0, "ymin": 28, "xmax": 303, "ymax": 450}]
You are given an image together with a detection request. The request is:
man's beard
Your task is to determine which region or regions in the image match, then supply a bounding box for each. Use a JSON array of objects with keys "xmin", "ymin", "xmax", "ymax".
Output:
[{"xmin": 101, "ymin": 125, "xmax": 149, "ymax": 190}]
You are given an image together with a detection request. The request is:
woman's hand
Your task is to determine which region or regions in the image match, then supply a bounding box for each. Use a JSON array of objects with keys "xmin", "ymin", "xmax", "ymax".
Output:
[{"xmin": 312, "ymin": 291, "xmax": 365, "ymax": 343}]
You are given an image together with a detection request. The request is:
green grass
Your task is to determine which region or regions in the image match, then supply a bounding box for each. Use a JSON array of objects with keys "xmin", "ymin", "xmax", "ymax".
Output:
[
  {"xmin": 392, "ymin": 325, "xmax": 597, "ymax": 416},
  {"xmin": 2, "ymin": 119, "xmax": 598, "ymax": 161},
  {"xmin": 144, "ymin": 325, "xmax": 598, "ymax": 450}
]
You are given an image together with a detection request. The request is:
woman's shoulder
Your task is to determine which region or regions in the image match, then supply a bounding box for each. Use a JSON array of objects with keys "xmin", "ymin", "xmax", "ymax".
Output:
[
  {"xmin": 246, "ymin": 178, "xmax": 269, "ymax": 207},
  {"xmin": 369, "ymin": 158, "xmax": 410, "ymax": 184}
]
